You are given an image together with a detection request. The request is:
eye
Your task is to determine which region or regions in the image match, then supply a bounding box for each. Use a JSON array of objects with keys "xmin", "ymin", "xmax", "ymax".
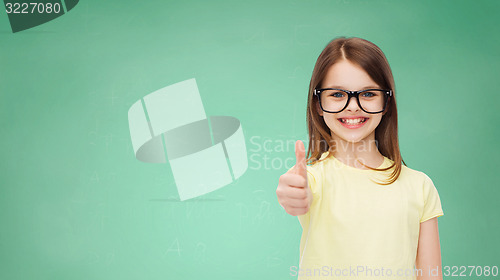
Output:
[
  {"xmin": 329, "ymin": 91, "xmax": 345, "ymax": 98},
  {"xmin": 361, "ymin": 91, "xmax": 376, "ymax": 97}
]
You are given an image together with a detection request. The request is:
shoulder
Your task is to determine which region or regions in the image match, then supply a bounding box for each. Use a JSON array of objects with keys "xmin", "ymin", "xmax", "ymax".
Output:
[
  {"xmin": 307, "ymin": 151, "xmax": 330, "ymax": 172},
  {"xmin": 305, "ymin": 152, "xmax": 331, "ymax": 187},
  {"xmin": 308, "ymin": 151, "xmax": 330, "ymax": 167},
  {"xmin": 399, "ymin": 163, "xmax": 432, "ymax": 183},
  {"xmin": 399, "ymin": 164, "xmax": 438, "ymax": 196}
]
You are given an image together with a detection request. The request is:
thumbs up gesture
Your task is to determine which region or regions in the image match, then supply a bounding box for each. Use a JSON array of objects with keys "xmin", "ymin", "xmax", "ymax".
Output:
[{"xmin": 276, "ymin": 140, "xmax": 313, "ymax": 216}]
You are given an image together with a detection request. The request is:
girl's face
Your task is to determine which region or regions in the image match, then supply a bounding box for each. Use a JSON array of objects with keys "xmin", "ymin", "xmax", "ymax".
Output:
[{"xmin": 317, "ymin": 59, "xmax": 383, "ymax": 144}]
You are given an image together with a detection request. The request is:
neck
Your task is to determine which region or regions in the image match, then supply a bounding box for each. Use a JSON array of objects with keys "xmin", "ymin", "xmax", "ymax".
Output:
[{"xmin": 329, "ymin": 133, "xmax": 384, "ymax": 170}]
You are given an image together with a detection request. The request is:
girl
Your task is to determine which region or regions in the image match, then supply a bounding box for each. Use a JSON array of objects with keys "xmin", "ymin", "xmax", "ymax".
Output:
[{"xmin": 276, "ymin": 37, "xmax": 444, "ymax": 280}]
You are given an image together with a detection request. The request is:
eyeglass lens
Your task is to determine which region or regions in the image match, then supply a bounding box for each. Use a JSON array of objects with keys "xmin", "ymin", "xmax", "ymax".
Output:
[{"xmin": 319, "ymin": 89, "xmax": 386, "ymax": 113}]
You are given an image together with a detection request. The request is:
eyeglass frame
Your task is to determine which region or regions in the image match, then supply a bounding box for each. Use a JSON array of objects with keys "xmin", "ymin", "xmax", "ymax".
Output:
[{"xmin": 313, "ymin": 88, "xmax": 393, "ymax": 114}]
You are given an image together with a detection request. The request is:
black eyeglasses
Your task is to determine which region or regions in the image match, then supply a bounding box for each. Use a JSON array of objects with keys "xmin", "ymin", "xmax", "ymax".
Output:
[{"xmin": 313, "ymin": 88, "xmax": 392, "ymax": 114}]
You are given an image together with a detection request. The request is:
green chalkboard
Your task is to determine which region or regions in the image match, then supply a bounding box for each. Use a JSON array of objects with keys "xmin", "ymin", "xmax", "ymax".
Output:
[{"xmin": 1, "ymin": 0, "xmax": 499, "ymax": 279}]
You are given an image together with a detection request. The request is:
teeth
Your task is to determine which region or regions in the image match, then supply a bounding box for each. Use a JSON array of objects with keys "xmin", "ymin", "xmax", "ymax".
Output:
[{"xmin": 341, "ymin": 118, "xmax": 366, "ymax": 124}]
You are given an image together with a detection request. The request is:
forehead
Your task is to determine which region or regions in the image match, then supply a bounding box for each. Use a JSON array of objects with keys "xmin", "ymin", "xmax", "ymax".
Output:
[{"xmin": 322, "ymin": 60, "xmax": 379, "ymax": 89}]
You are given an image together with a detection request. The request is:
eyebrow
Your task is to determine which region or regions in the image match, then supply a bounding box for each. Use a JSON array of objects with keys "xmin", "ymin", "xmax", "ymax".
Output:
[{"xmin": 324, "ymin": 85, "xmax": 380, "ymax": 90}]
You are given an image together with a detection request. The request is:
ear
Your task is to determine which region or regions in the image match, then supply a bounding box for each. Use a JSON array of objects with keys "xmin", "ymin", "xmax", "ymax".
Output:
[
  {"xmin": 381, "ymin": 106, "xmax": 389, "ymax": 116},
  {"xmin": 316, "ymin": 101, "xmax": 323, "ymax": 117}
]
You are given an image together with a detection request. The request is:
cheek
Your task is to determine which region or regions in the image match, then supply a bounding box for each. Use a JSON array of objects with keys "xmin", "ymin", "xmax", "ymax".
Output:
[
  {"xmin": 370, "ymin": 115, "xmax": 383, "ymax": 127},
  {"xmin": 322, "ymin": 114, "xmax": 339, "ymax": 130}
]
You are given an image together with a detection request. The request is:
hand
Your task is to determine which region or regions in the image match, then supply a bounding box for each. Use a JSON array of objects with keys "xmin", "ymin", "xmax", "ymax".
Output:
[{"xmin": 276, "ymin": 140, "xmax": 312, "ymax": 216}]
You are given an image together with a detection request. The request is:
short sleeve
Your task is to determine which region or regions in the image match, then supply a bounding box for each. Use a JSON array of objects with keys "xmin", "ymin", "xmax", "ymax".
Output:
[{"xmin": 420, "ymin": 174, "xmax": 444, "ymax": 223}]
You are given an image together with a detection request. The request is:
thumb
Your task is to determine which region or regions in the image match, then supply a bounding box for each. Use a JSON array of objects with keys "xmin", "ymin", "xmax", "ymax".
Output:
[{"xmin": 293, "ymin": 140, "xmax": 307, "ymax": 178}]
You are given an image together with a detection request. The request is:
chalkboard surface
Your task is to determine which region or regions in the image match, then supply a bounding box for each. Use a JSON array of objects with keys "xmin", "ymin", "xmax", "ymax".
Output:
[{"xmin": 1, "ymin": 0, "xmax": 499, "ymax": 279}]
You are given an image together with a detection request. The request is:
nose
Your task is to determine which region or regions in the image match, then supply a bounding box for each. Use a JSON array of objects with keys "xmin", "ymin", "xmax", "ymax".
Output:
[{"xmin": 345, "ymin": 95, "xmax": 360, "ymax": 112}]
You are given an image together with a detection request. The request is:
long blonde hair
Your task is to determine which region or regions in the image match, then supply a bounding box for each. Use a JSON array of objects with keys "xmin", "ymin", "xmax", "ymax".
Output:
[{"xmin": 306, "ymin": 36, "xmax": 406, "ymax": 185}]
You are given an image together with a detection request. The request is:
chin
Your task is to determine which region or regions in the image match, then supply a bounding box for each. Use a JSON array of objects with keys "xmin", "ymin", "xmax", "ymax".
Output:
[
  {"xmin": 340, "ymin": 135, "xmax": 366, "ymax": 143},
  {"xmin": 332, "ymin": 129, "xmax": 373, "ymax": 144}
]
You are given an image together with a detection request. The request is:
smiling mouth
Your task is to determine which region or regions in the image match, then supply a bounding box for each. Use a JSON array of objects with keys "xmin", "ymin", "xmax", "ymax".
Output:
[{"xmin": 338, "ymin": 118, "xmax": 368, "ymax": 125}]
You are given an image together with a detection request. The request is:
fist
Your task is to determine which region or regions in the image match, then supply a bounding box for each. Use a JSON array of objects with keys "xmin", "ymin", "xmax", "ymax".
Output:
[{"xmin": 276, "ymin": 140, "xmax": 312, "ymax": 216}]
